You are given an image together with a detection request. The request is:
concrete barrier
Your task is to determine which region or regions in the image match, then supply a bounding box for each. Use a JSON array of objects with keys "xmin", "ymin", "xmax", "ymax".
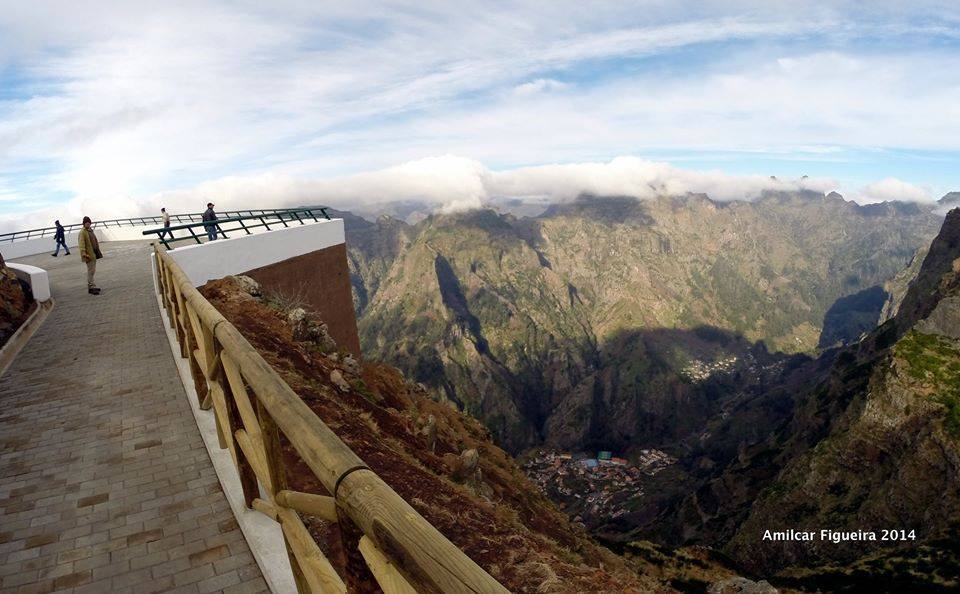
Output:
[
  {"xmin": 6, "ymin": 263, "xmax": 51, "ymax": 302},
  {"xmin": 166, "ymin": 219, "xmax": 345, "ymax": 286},
  {"xmin": 164, "ymin": 218, "xmax": 360, "ymax": 357},
  {"xmin": 2, "ymin": 234, "xmax": 79, "ymax": 260}
]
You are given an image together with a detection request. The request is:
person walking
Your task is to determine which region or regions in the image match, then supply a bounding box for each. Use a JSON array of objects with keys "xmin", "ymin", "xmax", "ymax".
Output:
[
  {"xmin": 160, "ymin": 207, "xmax": 172, "ymax": 241},
  {"xmin": 201, "ymin": 202, "xmax": 218, "ymax": 241},
  {"xmin": 51, "ymin": 220, "xmax": 70, "ymax": 256},
  {"xmin": 78, "ymin": 216, "xmax": 101, "ymax": 295}
]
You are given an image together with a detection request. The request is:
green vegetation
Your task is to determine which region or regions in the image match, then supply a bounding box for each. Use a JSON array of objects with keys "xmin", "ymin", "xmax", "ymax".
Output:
[
  {"xmin": 895, "ymin": 331, "xmax": 960, "ymax": 435},
  {"xmin": 774, "ymin": 524, "xmax": 960, "ymax": 593}
]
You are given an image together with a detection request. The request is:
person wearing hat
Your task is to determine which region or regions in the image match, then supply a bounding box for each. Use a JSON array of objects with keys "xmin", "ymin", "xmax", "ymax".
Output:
[
  {"xmin": 78, "ymin": 216, "xmax": 101, "ymax": 295},
  {"xmin": 201, "ymin": 202, "xmax": 218, "ymax": 241}
]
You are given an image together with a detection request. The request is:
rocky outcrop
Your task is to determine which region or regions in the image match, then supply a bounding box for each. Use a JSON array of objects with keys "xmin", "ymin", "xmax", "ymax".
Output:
[
  {"xmin": 708, "ymin": 577, "xmax": 778, "ymax": 594},
  {"xmin": 287, "ymin": 307, "xmax": 339, "ymax": 353},
  {"xmin": 879, "ymin": 243, "xmax": 928, "ymax": 323},
  {"xmin": 0, "ymin": 255, "xmax": 33, "ymax": 346},
  {"xmin": 893, "ymin": 208, "xmax": 960, "ymax": 336}
]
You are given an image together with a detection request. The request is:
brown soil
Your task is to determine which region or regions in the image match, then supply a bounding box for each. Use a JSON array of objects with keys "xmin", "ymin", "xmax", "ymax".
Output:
[{"xmin": 200, "ymin": 277, "xmax": 673, "ymax": 593}]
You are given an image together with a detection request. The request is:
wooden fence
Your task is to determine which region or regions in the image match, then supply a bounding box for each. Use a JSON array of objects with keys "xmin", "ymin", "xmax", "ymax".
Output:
[{"xmin": 153, "ymin": 245, "xmax": 509, "ymax": 594}]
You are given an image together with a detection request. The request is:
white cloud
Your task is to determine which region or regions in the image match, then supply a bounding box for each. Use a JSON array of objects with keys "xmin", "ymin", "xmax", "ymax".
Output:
[
  {"xmin": 857, "ymin": 177, "xmax": 932, "ymax": 204},
  {"xmin": 513, "ymin": 78, "xmax": 568, "ymax": 96},
  {"xmin": 0, "ymin": 2, "xmax": 958, "ymax": 227},
  {"xmin": 487, "ymin": 157, "xmax": 837, "ymax": 202}
]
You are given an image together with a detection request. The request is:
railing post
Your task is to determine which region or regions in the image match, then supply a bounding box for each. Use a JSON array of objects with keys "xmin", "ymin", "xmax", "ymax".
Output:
[
  {"xmin": 171, "ymin": 283, "xmax": 188, "ymax": 356},
  {"xmin": 153, "ymin": 251, "xmax": 508, "ymax": 594},
  {"xmin": 173, "ymin": 285, "xmax": 206, "ymax": 406},
  {"xmin": 220, "ymin": 353, "xmax": 260, "ymax": 508},
  {"xmin": 257, "ymin": 402, "xmax": 311, "ymax": 593},
  {"xmin": 162, "ymin": 261, "xmax": 176, "ymax": 329}
]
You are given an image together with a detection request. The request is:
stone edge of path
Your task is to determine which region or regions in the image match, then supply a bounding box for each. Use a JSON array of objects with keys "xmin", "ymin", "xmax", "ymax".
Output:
[
  {"xmin": 0, "ymin": 298, "xmax": 54, "ymax": 378},
  {"xmin": 150, "ymin": 254, "xmax": 296, "ymax": 594}
]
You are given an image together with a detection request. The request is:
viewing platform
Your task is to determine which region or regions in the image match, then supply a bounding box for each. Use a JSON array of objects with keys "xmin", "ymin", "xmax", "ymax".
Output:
[
  {"xmin": 0, "ymin": 241, "xmax": 268, "ymax": 593},
  {"xmin": 1, "ymin": 213, "xmax": 509, "ymax": 593}
]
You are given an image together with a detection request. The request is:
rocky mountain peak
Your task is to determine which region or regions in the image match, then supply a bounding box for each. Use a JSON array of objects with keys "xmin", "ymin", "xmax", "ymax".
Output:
[
  {"xmin": 893, "ymin": 207, "xmax": 960, "ymax": 336},
  {"xmin": 939, "ymin": 191, "xmax": 960, "ymax": 205}
]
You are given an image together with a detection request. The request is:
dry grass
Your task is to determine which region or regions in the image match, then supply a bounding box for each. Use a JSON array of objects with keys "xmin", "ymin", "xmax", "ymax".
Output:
[{"xmin": 264, "ymin": 284, "xmax": 309, "ymax": 315}]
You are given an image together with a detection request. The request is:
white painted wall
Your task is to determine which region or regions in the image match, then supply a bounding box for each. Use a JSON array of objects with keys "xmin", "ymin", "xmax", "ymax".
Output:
[
  {"xmin": 2, "ymin": 233, "xmax": 79, "ymax": 260},
  {"xmin": 167, "ymin": 219, "xmax": 345, "ymax": 287},
  {"xmin": 7, "ymin": 263, "xmax": 52, "ymax": 302},
  {"xmin": 99, "ymin": 227, "xmax": 156, "ymax": 241}
]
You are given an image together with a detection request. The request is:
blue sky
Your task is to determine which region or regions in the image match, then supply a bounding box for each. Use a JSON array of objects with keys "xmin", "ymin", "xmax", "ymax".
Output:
[{"xmin": 1, "ymin": 1, "xmax": 960, "ymax": 229}]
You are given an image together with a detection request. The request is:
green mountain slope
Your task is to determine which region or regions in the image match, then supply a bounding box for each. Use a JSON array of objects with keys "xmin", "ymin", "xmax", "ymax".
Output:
[
  {"xmin": 346, "ymin": 192, "xmax": 940, "ymax": 454},
  {"xmin": 614, "ymin": 209, "xmax": 960, "ymax": 588}
]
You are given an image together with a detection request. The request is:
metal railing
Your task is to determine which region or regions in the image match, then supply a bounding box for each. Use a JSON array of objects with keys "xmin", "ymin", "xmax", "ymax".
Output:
[
  {"xmin": 141, "ymin": 207, "xmax": 331, "ymax": 249},
  {"xmin": 0, "ymin": 208, "xmax": 326, "ymax": 243},
  {"xmin": 153, "ymin": 246, "xmax": 507, "ymax": 594}
]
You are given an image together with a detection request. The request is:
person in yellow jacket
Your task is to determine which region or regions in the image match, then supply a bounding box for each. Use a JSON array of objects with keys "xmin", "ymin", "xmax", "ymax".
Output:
[{"xmin": 78, "ymin": 216, "xmax": 101, "ymax": 295}]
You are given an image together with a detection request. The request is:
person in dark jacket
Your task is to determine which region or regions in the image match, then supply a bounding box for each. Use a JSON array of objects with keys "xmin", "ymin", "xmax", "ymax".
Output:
[
  {"xmin": 201, "ymin": 202, "xmax": 218, "ymax": 241},
  {"xmin": 51, "ymin": 220, "xmax": 70, "ymax": 256}
]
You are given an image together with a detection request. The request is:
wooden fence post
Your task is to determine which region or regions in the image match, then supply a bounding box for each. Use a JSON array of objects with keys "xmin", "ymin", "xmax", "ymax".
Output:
[
  {"xmin": 258, "ymin": 401, "xmax": 311, "ymax": 593},
  {"xmin": 155, "ymin": 250, "xmax": 508, "ymax": 594}
]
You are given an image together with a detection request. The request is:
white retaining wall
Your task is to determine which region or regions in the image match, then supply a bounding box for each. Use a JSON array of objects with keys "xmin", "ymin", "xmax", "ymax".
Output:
[
  {"xmin": 166, "ymin": 218, "xmax": 345, "ymax": 287},
  {"xmin": 2, "ymin": 234, "xmax": 80, "ymax": 260},
  {"xmin": 6, "ymin": 263, "xmax": 52, "ymax": 302},
  {"xmin": 2, "ymin": 226, "xmax": 151, "ymax": 260}
]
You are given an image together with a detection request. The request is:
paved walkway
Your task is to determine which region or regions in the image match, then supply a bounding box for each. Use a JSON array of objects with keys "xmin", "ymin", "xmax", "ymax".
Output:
[{"xmin": 0, "ymin": 242, "xmax": 268, "ymax": 593}]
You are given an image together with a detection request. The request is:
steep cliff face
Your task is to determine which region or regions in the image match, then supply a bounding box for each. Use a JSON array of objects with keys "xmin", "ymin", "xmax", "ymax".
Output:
[
  {"xmin": 892, "ymin": 208, "xmax": 960, "ymax": 338},
  {"xmin": 333, "ymin": 208, "xmax": 411, "ymax": 315},
  {"xmin": 879, "ymin": 243, "xmax": 929, "ymax": 323},
  {"xmin": 625, "ymin": 210, "xmax": 960, "ymax": 584},
  {"xmin": 348, "ymin": 193, "xmax": 940, "ymax": 453}
]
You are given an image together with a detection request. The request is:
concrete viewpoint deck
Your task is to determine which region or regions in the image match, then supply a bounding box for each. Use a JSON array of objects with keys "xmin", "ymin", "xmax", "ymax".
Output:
[{"xmin": 0, "ymin": 242, "xmax": 268, "ymax": 593}]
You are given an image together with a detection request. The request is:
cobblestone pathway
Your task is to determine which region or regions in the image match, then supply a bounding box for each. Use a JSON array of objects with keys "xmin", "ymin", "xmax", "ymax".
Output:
[{"xmin": 0, "ymin": 242, "xmax": 268, "ymax": 593}]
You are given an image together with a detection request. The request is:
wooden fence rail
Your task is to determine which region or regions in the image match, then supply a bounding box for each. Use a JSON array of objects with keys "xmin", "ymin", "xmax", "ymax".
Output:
[{"xmin": 153, "ymin": 245, "xmax": 509, "ymax": 594}]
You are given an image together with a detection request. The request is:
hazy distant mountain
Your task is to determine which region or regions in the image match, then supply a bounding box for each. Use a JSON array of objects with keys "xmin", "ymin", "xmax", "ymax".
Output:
[
  {"xmin": 343, "ymin": 192, "xmax": 941, "ymax": 454},
  {"xmin": 936, "ymin": 191, "xmax": 960, "ymax": 215}
]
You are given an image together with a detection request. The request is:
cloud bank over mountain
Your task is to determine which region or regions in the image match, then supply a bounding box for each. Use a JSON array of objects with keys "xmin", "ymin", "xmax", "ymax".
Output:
[
  {"xmin": 2, "ymin": 155, "xmax": 943, "ymax": 231},
  {"xmin": 858, "ymin": 177, "xmax": 932, "ymax": 204}
]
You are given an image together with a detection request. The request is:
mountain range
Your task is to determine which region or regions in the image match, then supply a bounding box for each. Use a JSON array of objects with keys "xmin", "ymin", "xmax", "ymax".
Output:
[
  {"xmin": 334, "ymin": 190, "xmax": 960, "ymax": 589},
  {"xmin": 339, "ymin": 191, "xmax": 942, "ymax": 454}
]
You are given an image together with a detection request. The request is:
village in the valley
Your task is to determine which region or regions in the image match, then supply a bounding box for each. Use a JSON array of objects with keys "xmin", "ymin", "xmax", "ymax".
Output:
[{"xmin": 522, "ymin": 448, "xmax": 677, "ymax": 527}]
